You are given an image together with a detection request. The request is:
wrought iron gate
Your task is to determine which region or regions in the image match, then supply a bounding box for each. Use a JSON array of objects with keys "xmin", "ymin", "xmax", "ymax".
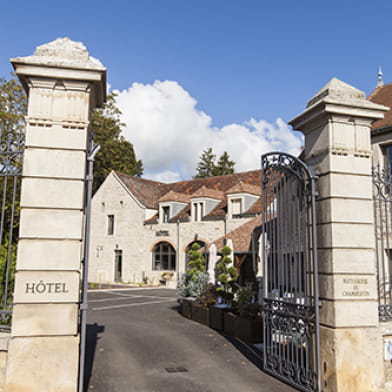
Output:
[
  {"xmin": 261, "ymin": 152, "xmax": 321, "ymax": 392},
  {"xmin": 0, "ymin": 112, "xmax": 25, "ymax": 329},
  {"xmin": 372, "ymin": 165, "xmax": 392, "ymax": 320}
]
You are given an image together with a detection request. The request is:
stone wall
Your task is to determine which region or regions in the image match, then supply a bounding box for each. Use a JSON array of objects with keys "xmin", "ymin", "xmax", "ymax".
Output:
[
  {"xmin": 0, "ymin": 334, "xmax": 9, "ymax": 392},
  {"xmin": 89, "ymin": 171, "xmax": 251, "ymax": 287}
]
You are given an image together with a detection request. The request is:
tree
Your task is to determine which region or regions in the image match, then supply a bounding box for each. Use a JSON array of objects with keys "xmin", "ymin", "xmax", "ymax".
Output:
[
  {"xmin": 194, "ymin": 148, "xmax": 216, "ymax": 179},
  {"xmin": 91, "ymin": 92, "xmax": 143, "ymax": 192},
  {"xmin": 216, "ymin": 245, "xmax": 238, "ymax": 305},
  {"xmin": 213, "ymin": 151, "xmax": 235, "ymax": 176},
  {"xmin": 0, "ymin": 76, "xmax": 27, "ymax": 135},
  {"xmin": 187, "ymin": 242, "xmax": 206, "ymax": 281},
  {"xmin": 0, "ymin": 77, "xmax": 27, "ymax": 314},
  {"xmin": 194, "ymin": 148, "xmax": 236, "ymax": 179}
]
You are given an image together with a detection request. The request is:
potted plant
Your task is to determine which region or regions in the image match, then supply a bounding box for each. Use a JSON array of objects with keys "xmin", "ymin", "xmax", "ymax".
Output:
[
  {"xmin": 177, "ymin": 274, "xmax": 193, "ymax": 318},
  {"xmin": 190, "ymin": 278, "xmax": 214, "ymax": 326},
  {"xmin": 177, "ymin": 242, "xmax": 208, "ymax": 321},
  {"xmin": 211, "ymin": 245, "xmax": 238, "ymax": 331},
  {"xmin": 235, "ymin": 285, "xmax": 263, "ymax": 344}
]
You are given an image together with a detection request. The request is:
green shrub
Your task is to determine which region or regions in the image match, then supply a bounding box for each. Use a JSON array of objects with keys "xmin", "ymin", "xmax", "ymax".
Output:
[
  {"xmin": 187, "ymin": 243, "xmax": 206, "ymax": 281},
  {"xmin": 215, "ymin": 245, "xmax": 238, "ymax": 305}
]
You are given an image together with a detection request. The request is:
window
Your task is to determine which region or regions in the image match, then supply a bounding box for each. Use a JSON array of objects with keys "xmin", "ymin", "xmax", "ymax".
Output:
[
  {"xmin": 153, "ymin": 242, "xmax": 176, "ymax": 270},
  {"xmin": 114, "ymin": 250, "xmax": 122, "ymax": 282},
  {"xmin": 193, "ymin": 202, "xmax": 204, "ymax": 221},
  {"xmin": 107, "ymin": 215, "xmax": 114, "ymax": 235},
  {"xmin": 162, "ymin": 206, "xmax": 170, "ymax": 223},
  {"xmin": 231, "ymin": 198, "xmax": 242, "ymax": 216}
]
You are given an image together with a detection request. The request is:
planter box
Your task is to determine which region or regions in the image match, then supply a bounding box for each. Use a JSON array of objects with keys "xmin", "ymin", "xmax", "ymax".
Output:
[
  {"xmin": 237, "ymin": 317, "xmax": 263, "ymax": 344},
  {"xmin": 210, "ymin": 306, "xmax": 228, "ymax": 331},
  {"xmin": 224, "ymin": 312, "xmax": 239, "ymax": 337},
  {"xmin": 181, "ymin": 298, "xmax": 193, "ymax": 318},
  {"xmin": 191, "ymin": 303, "xmax": 210, "ymax": 326}
]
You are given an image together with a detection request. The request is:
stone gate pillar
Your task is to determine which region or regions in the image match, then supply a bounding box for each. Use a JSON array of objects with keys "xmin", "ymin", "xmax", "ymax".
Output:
[
  {"xmin": 290, "ymin": 78, "xmax": 388, "ymax": 392},
  {"xmin": 5, "ymin": 38, "xmax": 106, "ymax": 392}
]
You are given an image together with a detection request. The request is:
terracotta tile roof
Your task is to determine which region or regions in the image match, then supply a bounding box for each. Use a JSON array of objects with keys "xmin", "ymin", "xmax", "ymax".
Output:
[
  {"xmin": 368, "ymin": 83, "xmax": 392, "ymax": 130},
  {"xmin": 158, "ymin": 191, "xmax": 190, "ymax": 203},
  {"xmin": 190, "ymin": 186, "xmax": 224, "ymax": 200},
  {"xmin": 226, "ymin": 181, "xmax": 261, "ymax": 196},
  {"xmin": 115, "ymin": 169, "xmax": 262, "ymax": 210},
  {"xmin": 211, "ymin": 215, "xmax": 262, "ymax": 253},
  {"xmin": 115, "ymin": 172, "xmax": 163, "ymax": 209},
  {"xmin": 168, "ymin": 170, "xmax": 262, "ymax": 196}
]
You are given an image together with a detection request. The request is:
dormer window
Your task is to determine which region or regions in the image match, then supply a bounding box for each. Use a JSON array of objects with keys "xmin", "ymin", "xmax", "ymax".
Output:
[
  {"xmin": 162, "ymin": 206, "xmax": 170, "ymax": 223},
  {"xmin": 231, "ymin": 198, "xmax": 242, "ymax": 217},
  {"xmin": 192, "ymin": 202, "xmax": 204, "ymax": 222}
]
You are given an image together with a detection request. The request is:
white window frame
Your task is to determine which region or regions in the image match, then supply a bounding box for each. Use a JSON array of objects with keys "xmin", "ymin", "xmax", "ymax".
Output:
[{"xmin": 160, "ymin": 205, "xmax": 171, "ymax": 223}]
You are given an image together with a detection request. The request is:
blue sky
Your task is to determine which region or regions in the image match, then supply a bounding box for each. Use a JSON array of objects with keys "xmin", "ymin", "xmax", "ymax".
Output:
[{"xmin": 1, "ymin": 1, "xmax": 391, "ymax": 180}]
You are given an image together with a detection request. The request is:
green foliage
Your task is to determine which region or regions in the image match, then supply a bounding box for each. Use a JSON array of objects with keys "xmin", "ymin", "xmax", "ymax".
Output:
[
  {"xmin": 216, "ymin": 245, "xmax": 239, "ymax": 305},
  {"xmin": 91, "ymin": 92, "xmax": 143, "ymax": 192},
  {"xmin": 213, "ymin": 151, "xmax": 235, "ymax": 176},
  {"xmin": 0, "ymin": 76, "xmax": 26, "ymax": 318},
  {"xmin": 199, "ymin": 283, "xmax": 217, "ymax": 307},
  {"xmin": 187, "ymin": 243, "xmax": 206, "ymax": 281},
  {"xmin": 0, "ymin": 76, "xmax": 27, "ymax": 135},
  {"xmin": 0, "ymin": 240, "xmax": 16, "ymax": 314},
  {"xmin": 177, "ymin": 274, "xmax": 192, "ymax": 298},
  {"xmin": 235, "ymin": 284, "xmax": 256, "ymax": 317},
  {"xmin": 177, "ymin": 272, "xmax": 209, "ymax": 302},
  {"xmin": 188, "ymin": 273, "xmax": 209, "ymax": 300},
  {"xmin": 194, "ymin": 148, "xmax": 216, "ymax": 179},
  {"xmin": 194, "ymin": 148, "xmax": 236, "ymax": 179}
]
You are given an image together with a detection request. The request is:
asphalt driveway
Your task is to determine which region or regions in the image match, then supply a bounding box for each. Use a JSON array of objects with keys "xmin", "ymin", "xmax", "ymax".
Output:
[{"xmin": 85, "ymin": 288, "xmax": 295, "ymax": 392}]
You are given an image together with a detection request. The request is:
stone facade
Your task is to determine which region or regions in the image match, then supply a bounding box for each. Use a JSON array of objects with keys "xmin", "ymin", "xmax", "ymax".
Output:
[
  {"xmin": 5, "ymin": 38, "xmax": 106, "ymax": 392},
  {"xmin": 290, "ymin": 78, "xmax": 388, "ymax": 392},
  {"xmin": 89, "ymin": 171, "xmax": 262, "ymax": 287}
]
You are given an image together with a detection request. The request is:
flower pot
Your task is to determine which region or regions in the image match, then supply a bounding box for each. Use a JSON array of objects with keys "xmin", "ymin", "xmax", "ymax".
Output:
[
  {"xmin": 237, "ymin": 317, "xmax": 263, "ymax": 344},
  {"xmin": 210, "ymin": 306, "xmax": 228, "ymax": 331},
  {"xmin": 191, "ymin": 302, "xmax": 210, "ymax": 326},
  {"xmin": 223, "ymin": 312, "xmax": 239, "ymax": 337},
  {"xmin": 181, "ymin": 298, "xmax": 192, "ymax": 318}
]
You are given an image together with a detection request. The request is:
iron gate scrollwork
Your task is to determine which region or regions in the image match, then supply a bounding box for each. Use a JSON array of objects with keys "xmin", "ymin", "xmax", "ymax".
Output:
[{"xmin": 261, "ymin": 152, "xmax": 321, "ymax": 392}]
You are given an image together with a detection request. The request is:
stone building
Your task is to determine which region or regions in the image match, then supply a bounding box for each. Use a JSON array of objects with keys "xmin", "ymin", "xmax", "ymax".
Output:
[{"xmin": 89, "ymin": 169, "xmax": 263, "ymax": 287}]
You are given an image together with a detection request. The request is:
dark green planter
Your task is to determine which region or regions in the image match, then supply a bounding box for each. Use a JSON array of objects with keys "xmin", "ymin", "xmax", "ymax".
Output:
[
  {"xmin": 237, "ymin": 317, "xmax": 263, "ymax": 344},
  {"xmin": 224, "ymin": 312, "xmax": 239, "ymax": 337},
  {"xmin": 181, "ymin": 298, "xmax": 192, "ymax": 318},
  {"xmin": 191, "ymin": 303, "xmax": 210, "ymax": 326},
  {"xmin": 210, "ymin": 306, "xmax": 228, "ymax": 330}
]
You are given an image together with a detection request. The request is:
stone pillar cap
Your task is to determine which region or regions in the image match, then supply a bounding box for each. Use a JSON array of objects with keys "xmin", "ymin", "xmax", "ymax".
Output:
[
  {"xmin": 290, "ymin": 77, "xmax": 389, "ymax": 131},
  {"xmin": 11, "ymin": 37, "xmax": 106, "ymax": 106}
]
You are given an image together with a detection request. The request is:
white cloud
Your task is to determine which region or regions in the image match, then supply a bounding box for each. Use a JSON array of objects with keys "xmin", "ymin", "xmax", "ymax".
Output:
[{"xmin": 114, "ymin": 80, "xmax": 303, "ymax": 182}]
